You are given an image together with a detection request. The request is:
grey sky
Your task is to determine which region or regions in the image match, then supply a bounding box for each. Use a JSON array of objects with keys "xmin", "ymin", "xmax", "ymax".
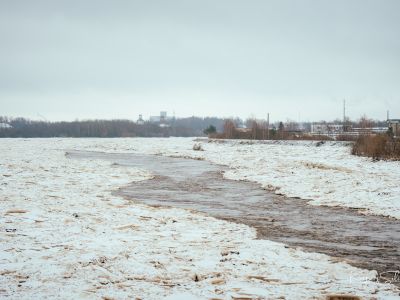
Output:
[{"xmin": 1, "ymin": 0, "xmax": 399, "ymax": 122}]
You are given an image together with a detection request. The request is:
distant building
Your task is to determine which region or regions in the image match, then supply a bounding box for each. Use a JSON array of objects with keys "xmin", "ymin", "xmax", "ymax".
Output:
[
  {"xmin": 235, "ymin": 127, "xmax": 251, "ymax": 133},
  {"xmin": 149, "ymin": 111, "xmax": 173, "ymax": 124},
  {"xmin": 311, "ymin": 122, "xmax": 389, "ymax": 138},
  {"xmin": 388, "ymin": 119, "xmax": 400, "ymax": 137},
  {"xmin": 351, "ymin": 127, "xmax": 388, "ymax": 135},
  {"xmin": 311, "ymin": 124, "xmax": 344, "ymax": 135},
  {"xmin": 136, "ymin": 114, "xmax": 144, "ymax": 125},
  {"xmin": 0, "ymin": 123, "xmax": 12, "ymax": 129}
]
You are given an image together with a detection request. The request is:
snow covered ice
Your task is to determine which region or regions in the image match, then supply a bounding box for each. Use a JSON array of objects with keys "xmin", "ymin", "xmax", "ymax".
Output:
[{"xmin": 1, "ymin": 138, "xmax": 399, "ymax": 299}]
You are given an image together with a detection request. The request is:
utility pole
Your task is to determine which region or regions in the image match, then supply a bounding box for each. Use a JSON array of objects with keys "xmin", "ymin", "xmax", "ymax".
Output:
[
  {"xmin": 262, "ymin": 120, "xmax": 265, "ymax": 140},
  {"xmin": 267, "ymin": 113, "xmax": 270, "ymax": 140},
  {"xmin": 343, "ymin": 99, "xmax": 346, "ymax": 132}
]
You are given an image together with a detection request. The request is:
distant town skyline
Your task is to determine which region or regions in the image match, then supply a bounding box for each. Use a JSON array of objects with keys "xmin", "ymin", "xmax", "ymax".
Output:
[{"xmin": 1, "ymin": 0, "xmax": 399, "ymax": 122}]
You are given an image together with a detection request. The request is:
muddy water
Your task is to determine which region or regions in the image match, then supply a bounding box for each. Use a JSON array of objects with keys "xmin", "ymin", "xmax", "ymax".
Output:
[{"xmin": 68, "ymin": 151, "xmax": 400, "ymax": 284}]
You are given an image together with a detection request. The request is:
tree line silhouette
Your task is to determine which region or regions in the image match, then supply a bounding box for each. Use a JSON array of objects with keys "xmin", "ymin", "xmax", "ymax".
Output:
[{"xmin": 0, "ymin": 116, "xmax": 226, "ymax": 138}]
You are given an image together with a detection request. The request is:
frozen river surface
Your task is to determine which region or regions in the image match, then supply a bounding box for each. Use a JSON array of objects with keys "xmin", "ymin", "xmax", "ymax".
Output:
[{"xmin": 69, "ymin": 151, "xmax": 400, "ymax": 285}]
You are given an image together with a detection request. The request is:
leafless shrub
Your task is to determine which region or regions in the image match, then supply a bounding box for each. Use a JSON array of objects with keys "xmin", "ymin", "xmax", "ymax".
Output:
[
  {"xmin": 223, "ymin": 120, "xmax": 236, "ymax": 139},
  {"xmin": 335, "ymin": 135, "xmax": 359, "ymax": 141},
  {"xmin": 289, "ymin": 134, "xmax": 333, "ymax": 141},
  {"xmin": 352, "ymin": 134, "xmax": 400, "ymax": 160}
]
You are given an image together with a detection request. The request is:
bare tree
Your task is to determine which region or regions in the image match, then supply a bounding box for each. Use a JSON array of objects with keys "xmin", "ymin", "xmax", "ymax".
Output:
[{"xmin": 223, "ymin": 120, "xmax": 236, "ymax": 139}]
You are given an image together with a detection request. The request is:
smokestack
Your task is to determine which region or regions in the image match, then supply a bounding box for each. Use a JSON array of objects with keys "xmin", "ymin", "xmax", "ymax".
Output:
[{"xmin": 343, "ymin": 99, "xmax": 346, "ymax": 123}]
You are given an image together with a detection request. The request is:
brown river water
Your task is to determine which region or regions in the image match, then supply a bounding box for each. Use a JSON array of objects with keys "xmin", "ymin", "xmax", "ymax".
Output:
[{"xmin": 67, "ymin": 151, "xmax": 400, "ymax": 286}]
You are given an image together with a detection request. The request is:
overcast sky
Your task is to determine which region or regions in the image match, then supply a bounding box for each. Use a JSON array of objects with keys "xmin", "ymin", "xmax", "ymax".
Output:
[{"xmin": 1, "ymin": 0, "xmax": 399, "ymax": 122}]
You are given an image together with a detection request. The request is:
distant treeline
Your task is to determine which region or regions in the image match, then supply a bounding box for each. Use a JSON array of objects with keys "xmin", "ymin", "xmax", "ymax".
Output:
[
  {"xmin": 0, "ymin": 116, "xmax": 227, "ymax": 138},
  {"xmin": 0, "ymin": 115, "xmax": 390, "ymax": 139}
]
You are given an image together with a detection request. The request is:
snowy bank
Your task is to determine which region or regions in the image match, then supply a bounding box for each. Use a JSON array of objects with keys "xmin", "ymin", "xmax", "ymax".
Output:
[{"xmin": 197, "ymin": 139, "xmax": 400, "ymax": 220}]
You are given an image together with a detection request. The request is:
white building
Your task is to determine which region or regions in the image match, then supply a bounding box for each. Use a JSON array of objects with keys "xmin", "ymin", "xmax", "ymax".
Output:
[
  {"xmin": 311, "ymin": 124, "xmax": 343, "ymax": 135},
  {"xmin": 150, "ymin": 111, "xmax": 173, "ymax": 123}
]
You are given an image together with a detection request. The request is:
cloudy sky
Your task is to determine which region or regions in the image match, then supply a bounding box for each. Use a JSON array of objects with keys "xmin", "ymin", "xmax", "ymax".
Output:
[{"xmin": 1, "ymin": 0, "xmax": 399, "ymax": 122}]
